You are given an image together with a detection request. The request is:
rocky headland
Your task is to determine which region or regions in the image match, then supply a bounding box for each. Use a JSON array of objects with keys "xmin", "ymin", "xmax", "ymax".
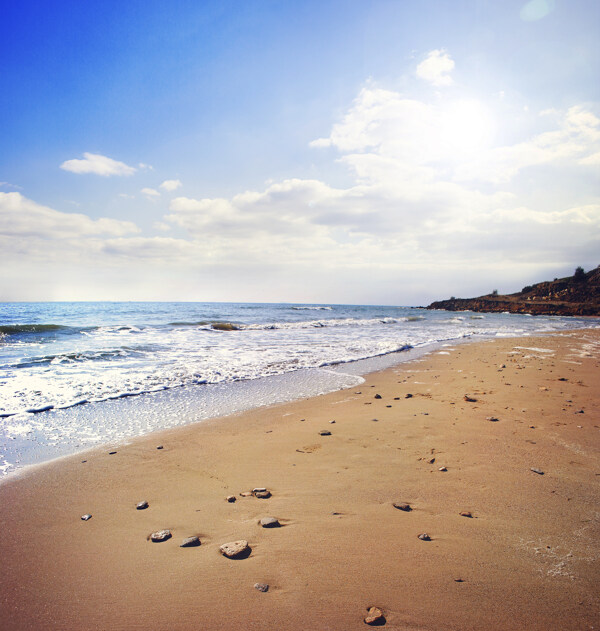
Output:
[{"xmin": 427, "ymin": 266, "xmax": 600, "ymax": 316}]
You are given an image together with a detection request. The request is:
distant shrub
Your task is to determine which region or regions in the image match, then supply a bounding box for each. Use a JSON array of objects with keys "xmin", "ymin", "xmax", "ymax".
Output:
[
  {"xmin": 574, "ymin": 266, "xmax": 585, "ymax": 281},
  {"xmin": 522, "ymin": 285, "xmax": 533, "ymax": 293},
  {"xmin": 450, "ymin": 296, "xmax": 456, "ymax": 300},
  {"xmin": 491, "ymin": 289, "xmax": 498, "ymax": 296}
]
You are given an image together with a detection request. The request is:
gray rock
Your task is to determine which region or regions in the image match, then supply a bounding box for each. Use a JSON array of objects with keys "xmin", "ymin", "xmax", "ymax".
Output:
[
  {"xmin": 220, "ymin": 540, "xmax": 250, "ymax": 558},
  {"xmin": 252, "ymin": 487, "xmax": 267, "ymax": 493},
  {"xmin": 156, "ymin": 445, "xmax": 164, "ymax": 450},
  {"xmin": 459, "ymin": 511, "xmax": 472, "ymax": 518},
  {"xmin": 150, "ymin": 529, "xmax": 172, "ymax": 542},
  {"xmin": 486, "ymin": 416, "xmax": 499, "ymax": 422},
  {"xmin": 260, "ymin": 516, "xmax": 280, "ymax": 528},
  {"xmin": 180, "ymin": 536, "xmax": 200, "ymax": 547},
  {"xmin": 393, "ymin": 502, "xmax": 411, "ymax": 512},
  {"xmin": 418, "ymin": 532, "xmax": 431, "ymax": 541},
  {"xmin": 226, "ymin": 495, "xmax": 237, "ymax": 503},
  {"xmin": 374, "ymin": 394, "xmax": 382, "ymax": 399},
  {"xmin": 530, "ymin": 467, "xmax": 544, "ymax": 475},
  {"xmin": 81, "ymin": 514, "xmax": 92, "ymax": 521},
  {"xmin": 136, "ymin": 501, "xmax": 149, "ymax": 510},
  {"xmin": 319, "ymin": 430, "xmax": 332, "ymax": 436},
  {"xmin": 254, "ymin": 583, "xmax": 269, "ymax": 592},
  {"xmin": 438, "ymin": 466, "xmax": 448, "ymax": 472}
]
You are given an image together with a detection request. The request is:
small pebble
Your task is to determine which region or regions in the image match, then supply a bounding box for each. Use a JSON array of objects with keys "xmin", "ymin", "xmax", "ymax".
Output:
[
  {"xmin": 254, "ymin": 583, "xmax": 269, "ymax": 592},
  {"xmin": 240, "ymin": 491, "xmax": 253, "ymax": 497},
  {"xmin": 319, "ymin": 430, "xmax": 332, "ymax": 436},
  {"xmin": 156, "ymin": 445, "xmax": 163, "ymax": 450},
  {"xmin": 464, "ymin": 395, "xmax": 477, "ymax": 402},
  {"xmin": 220, "ymin": 540, "xmax": 250, "ymax": 559},
  {"xmin": 393, "ymin": 502, "xmax": 412, "ymax": 511},
  {"xmin": 226, "ymin": 495, "xmax": 237, "ymax": 503},
  {"xmin": 374, "ymin": 394, "xmax": 382, "ymax": 399},
  {"xmin": 459, "ymin": 511, "xmax": 472, "ymax": 518},
  {"xmin": 364, "ymin": 606, "xmax": 385, "ymax": 626},
  {"xmin": 486, "ymin": 417, "xmax": 499, "ymax": 422},
  {"xmin": 150, "ymin": 529, "xmax": 171, "ymax": 542},
  {"xmin": 418, "ymin": 533, "xmax": 431, "ymax": 541},
  {"xmin": 81, "ymin": 514, "xmax": 92, "ymax": 521},
  {"xmin": 180, "ymin": 536, "xmax": 200, "ymax": 547},
  {"xmin": 530, "ymin": 468, "xmax": 544, "ymax": 475},
  {"xmin": 454, "ymin": 578, "xmax": 464, "ymax": 582},
  {"xmin": 108, "ymin": 451, "xmax": 117, "ymax": 455},
  {"xmin": 428, "ymin": 457, "xmax": 436, "ymax": 464},
  {"xmin": 438, "ymin": 466, "xmax": 447, "ymax": 472},
  {"xmin": 254, "ymin": 490, "xmax": 272, "ymax": 499},
  {"xmin": 329, "ymin": 420, "xmax": 336, "ymax": 424},
  {"xmin": 252, "ymin": 487, "xmax": 267, "ymax": 493},
  {"xmin": 136, "ymin": 501, "xmax": 149, "ymax": 510},
  {"xmin": 405, "ymin": 393, "xmax": 413, "ymax": 398},
  {"xmin": 260, "ymin": 516, "xmax": 280, "ymax": 528}
]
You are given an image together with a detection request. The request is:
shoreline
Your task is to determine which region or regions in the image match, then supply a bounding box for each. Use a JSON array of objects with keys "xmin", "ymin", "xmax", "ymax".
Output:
[
  {"xmin": 0, "ymin": 329, "xmax": 598, "ymax": 630},
  {"xmin": 0, "ymin": 335, "xmax": 480, "ymax": 480}
]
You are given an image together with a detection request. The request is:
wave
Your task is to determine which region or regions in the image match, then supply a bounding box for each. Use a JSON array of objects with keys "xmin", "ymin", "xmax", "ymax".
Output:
[
  {"xmin": 0, "ymin": 323, "xmax": 71, "ymax": 335},
  {"xmin": 291, "ymin": 306, "xmax": 333, "ymax": 311},
  {"xmin": 12, "ymin": 346, "xmax": 151, "ymax": 369}
]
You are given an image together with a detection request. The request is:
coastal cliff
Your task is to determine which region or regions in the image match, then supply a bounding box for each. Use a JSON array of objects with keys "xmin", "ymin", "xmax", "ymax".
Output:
[{"xmin": 427, "ymin": 266, "xmax": 600, "ymax": 316}]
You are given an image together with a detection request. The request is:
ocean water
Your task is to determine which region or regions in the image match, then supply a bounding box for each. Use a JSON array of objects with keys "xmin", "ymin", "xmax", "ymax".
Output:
[{"xmin": 1, "ymin": 301, "xmax": 597, "ymax": 476}]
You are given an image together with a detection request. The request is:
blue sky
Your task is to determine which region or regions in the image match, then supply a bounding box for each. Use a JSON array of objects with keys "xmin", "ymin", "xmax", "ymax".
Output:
[{"xmin": 1, "ymin": 0, "xmax": 599, "ymax": 302}]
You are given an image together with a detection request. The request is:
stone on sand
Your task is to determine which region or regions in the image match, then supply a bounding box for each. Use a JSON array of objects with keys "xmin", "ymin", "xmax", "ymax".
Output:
[
  {"xmin": 260, "ymin": 516, "xmax": 280, "ymax": 528},
  {"xmin": 220, "ymin": 540, "xmax": 250, "ymax": 558},
  {"xmin": 364, "ymin": 606, "xmax": 385, "ymax": 625},
  {"xmin": 319, "ymin": 430, "xmax": 332, "ymax": 436},
  {"xmin": 393, "ymin": 502, "xmax": 412, "ymax": 511},
  {"xmin": 254, "ymin": 583, "xmax": 269, "ymax": 592},
  {"xmin": 180, "ymin": 536, "xmax": 200, "ymax": 547},
  {"xmin": 418, "ymin": 532, "xmax": 431, "ymax": 541},
  {"xmin": 150, "ymin": 529, "xmax": 171, "ymax": 542},
  {"xmin": 226, "ymin": 495, "xmax": 236, "ymax": 503},
  {"xmin": 136, "ymin": 500, "xmax": 149, "ymax": 510},
  {"xmin": 81, "ymin": 514, "xmax": 92, "ymax": 521}
]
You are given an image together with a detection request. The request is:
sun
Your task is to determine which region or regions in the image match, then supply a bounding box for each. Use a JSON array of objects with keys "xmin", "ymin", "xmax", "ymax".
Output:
[{"xmin": 439, "ymin": 99, "xmax": 495, "ymax": 157}]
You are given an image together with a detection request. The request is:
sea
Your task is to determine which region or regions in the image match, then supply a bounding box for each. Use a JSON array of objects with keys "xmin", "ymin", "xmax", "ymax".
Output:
[{"xmin": 1, "ymin": 301, "xmax": 597, "ymax": 477}]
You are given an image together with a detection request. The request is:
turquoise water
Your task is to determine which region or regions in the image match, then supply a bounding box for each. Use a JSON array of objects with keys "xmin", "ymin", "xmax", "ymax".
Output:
[{"xmin": 1, "ymin": 301, "xmax": 597, "ymax": 475}]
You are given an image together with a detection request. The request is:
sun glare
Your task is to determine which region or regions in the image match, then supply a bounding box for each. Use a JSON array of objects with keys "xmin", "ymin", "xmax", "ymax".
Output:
[{"xmin": 439, "ymin": 99, "xmax": 495, "ymax": 157}]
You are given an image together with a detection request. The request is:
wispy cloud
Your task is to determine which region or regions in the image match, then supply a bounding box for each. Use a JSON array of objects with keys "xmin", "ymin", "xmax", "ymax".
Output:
[
  {"xmin": 60, "ymin": 152, "xmax": 137, "ymax": 176},
  {"xmin": 141, "ymin": 187, "xmax": 161, "ymax": 199},
  {"xmin": 416, "ymin": 49, "xmax": 455, "ymax": 86},
  {"xmin": 160, "ymin": 179, "xmax": 182, "ymax": 191}
]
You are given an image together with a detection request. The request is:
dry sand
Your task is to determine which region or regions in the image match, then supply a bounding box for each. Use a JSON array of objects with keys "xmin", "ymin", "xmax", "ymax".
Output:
[{"xmin": 0, "ymin": 329, "xmax": 598, "ymax": 630}]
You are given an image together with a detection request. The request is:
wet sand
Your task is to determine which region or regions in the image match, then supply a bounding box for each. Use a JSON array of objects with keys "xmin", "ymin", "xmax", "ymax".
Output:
[{"xmin": 0, "ymin": 329, "xmax": 598, "ymax": 630}]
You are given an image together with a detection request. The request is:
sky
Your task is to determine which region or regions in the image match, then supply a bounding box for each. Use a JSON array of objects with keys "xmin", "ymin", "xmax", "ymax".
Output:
[{"xmin": 1, "ymin": 0, "xmax": 599, "ymax": 304}]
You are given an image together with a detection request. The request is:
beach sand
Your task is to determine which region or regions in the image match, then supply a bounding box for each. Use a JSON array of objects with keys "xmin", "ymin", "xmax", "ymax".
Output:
[{"xmin": 0, "ymin": 329, "xmax": 598, "ymax": 630}]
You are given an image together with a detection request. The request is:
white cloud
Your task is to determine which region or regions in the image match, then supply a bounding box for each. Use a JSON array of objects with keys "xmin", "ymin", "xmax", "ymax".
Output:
[
  {"xmin": 160, "ymin": 179, "xmax": 182, "ymax": 191},
  {"xmin": 60, "ymin": 152, "xmax": 137, "ymax": 176},
  {"xmin": 0, "ymin": 192, "xmax": 139, "ymax": 238},
  {"xmin": 141, "ymin": 187, "xmax": 161, "ymax": 198},
  {"xmin": 455, "ymin": 105, "xmax": 600, "ymax": 182},
  {"xmin": 416, "ymin": 49, "xmax": 455, "ymax": 86}
]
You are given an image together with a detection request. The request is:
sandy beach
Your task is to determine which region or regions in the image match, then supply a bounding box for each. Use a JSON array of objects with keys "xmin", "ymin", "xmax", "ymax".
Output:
[{"xmin": 0, "ymin": 329, "xmax": 598, "ymax": 630}]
